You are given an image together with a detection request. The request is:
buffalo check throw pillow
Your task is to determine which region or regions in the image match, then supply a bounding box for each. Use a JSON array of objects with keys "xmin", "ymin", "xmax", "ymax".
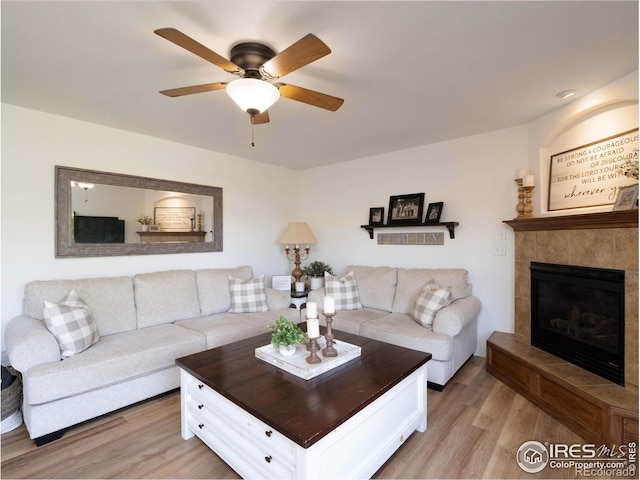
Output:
[
  {"xmin": 411, "ymin": 280, "xmax": 453, "ymax": 329},
  {"xmin": 43, "ymin": 289, "xmax": 100, "ymax": 358},
  {"xmin": 229, "ymin": 274, "xmax": 269, "ymax": 313},
  {"xmin": 324, "ymin": 271, "xmax": 362, "ymax": 310}
]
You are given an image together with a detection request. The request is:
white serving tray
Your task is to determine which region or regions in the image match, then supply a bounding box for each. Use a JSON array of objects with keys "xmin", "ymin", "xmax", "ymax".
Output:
[{"xmin": 255, "ymin": 339, "xmax": 361, "ymax": 380}]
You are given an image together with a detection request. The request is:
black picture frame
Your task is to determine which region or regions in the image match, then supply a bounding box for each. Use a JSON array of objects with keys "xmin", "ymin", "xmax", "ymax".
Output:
[
  {"xmin": 368, "ymin": 207, "xmax": 385, "ymax": 225},
  {"xmin": 387, "ymin": 193, "xmax": 425, "ymax": 225},
  {"xmin": 425, "ymin": 202, "xmax": 444, "ymax": 223}
]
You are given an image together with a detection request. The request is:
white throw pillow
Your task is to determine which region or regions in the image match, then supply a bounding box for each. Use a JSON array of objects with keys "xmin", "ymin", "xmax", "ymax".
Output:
[
  {"xmin": 229, "ymin": 274, "xmax": 268, "ymax": 313},
  {"xmin": 411, "ymin": 281, "xmax": 452, "ymax": 329},
  {"xmin": 43, "ymin": 289, "xmax": 100, "ymax": 358},
  {"xmin": 324, "ymin": 271, "xmax": 362, "ymax": 311}
]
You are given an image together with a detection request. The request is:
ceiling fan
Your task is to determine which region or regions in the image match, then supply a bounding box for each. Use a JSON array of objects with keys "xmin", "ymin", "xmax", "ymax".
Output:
[{"xmin": 154, "ymin": 28, "xmax": 344, "ymax": 128}]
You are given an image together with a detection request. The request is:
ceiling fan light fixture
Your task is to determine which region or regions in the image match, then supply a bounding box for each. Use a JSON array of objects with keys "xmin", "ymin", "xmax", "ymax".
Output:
[{"xmin": 226, "ymin": 78, "xmax": 280, "ymax": 114}]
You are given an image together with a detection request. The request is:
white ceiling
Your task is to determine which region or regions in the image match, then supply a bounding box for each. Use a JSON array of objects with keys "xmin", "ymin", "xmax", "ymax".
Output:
[{"xmin": 2, "ymin": 1, "xmax": 638, "ymax": 170}]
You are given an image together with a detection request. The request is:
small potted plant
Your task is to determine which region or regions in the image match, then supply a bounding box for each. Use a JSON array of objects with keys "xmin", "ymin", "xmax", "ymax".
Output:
[
  {"xmin": 268, "ymin": 316, "xmax": 304, "ymax": 356},
  {"xmin": 302, "ymin": 261, "xmax": 334, "ymax": 290},
  {"xmin": 137, "ymin": 215, "xmax": 153, "ymax": 232}
]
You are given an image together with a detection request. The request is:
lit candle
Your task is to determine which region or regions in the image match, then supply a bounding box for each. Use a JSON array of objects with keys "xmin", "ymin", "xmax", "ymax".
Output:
[
  {"xmin": 516, "ymin": 168, "xmax": 528, "ymax": 179},
  {"xmin": 306, "ymin": 302, "xmax": 318, "ymax": 319},
  {"xmin": 307, "ymin": 318, "xmax": 320, "ymax": 338},
  {"xmin": 323, "ymin": 296, "xmax": 335, "ymax": 314},
  {"xmin": 523, "ymin": 174, "xmax": 535, "ymax": 187}
]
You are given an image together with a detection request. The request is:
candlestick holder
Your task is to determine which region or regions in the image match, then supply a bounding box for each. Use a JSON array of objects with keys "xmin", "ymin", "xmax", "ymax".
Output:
[
  {"xmin": 306, "ymin": 337, "xmax": 322, "ymax": 364},
  {"xmin": 523, "ymin": 185, "xmax": 535, "ymax": 218},
  {"xmin": 322, "ymin": 312, "xmax": 338, "ymax": 357},
  {"xmin": 514, "ymin": 178, "xmax": 526, "ymax": 219}
]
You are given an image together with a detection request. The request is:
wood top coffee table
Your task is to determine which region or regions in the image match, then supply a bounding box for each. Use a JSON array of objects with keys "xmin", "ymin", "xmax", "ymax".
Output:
[{"xmin": 176, "ymin": 325, "xmax": 431, "ymax": 480}]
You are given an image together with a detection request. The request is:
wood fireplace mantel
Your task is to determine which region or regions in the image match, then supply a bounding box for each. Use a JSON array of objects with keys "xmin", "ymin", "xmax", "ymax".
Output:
[{"xmin": 504, "ymin": 210, "xmax": 637, "ymax": 231}]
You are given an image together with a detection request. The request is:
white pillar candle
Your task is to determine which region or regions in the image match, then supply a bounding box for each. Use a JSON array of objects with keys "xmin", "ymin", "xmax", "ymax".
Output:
[
  {"xmin": 515, "ymin": 168, "xmax": 528, "ymax": 179},
  {"xmin": 323, "ymin": 296, "xmax": 335, "ymax": 314},
  {"xmin": 306, "ymin": 301, "xmax": 318, "ymax": 319},
  {"xmin": 307, "ymin": 318, "xmax": 320, "ymax": 338},
  {"xmin": 523, "ymin": 174, "xmax": 535, "ymax": 187}
]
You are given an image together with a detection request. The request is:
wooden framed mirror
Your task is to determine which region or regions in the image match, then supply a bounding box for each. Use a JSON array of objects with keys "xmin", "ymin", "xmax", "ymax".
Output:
[{"xmin": 55, "ymin": 166, "xmax": 223, "ymax": 257}]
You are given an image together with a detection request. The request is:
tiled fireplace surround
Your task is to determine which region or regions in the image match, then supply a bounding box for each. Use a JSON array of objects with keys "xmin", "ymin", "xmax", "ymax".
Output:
[
  {"xmin": 486, "ymin": 210, "xmax": 638, "ymax": 444},
  {"xmin": 509, "ymin": 210, "xmax": 638, "ymax": 389}
]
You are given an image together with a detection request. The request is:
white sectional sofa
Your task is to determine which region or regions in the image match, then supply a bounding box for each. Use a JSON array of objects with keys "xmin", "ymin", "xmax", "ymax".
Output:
[
  {"xmin": 307, "ymin": 265, "xmax": 481, "ymax": 389},
  {"xmin": 5, "ymin": 266, "xmax": 296, "ymax": 444}
]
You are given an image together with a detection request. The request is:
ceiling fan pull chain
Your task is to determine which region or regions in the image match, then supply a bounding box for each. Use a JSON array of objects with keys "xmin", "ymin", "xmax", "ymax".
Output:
[{"xmin": 250, "ymin": 115, "xmax": 256, "ymax": 147}]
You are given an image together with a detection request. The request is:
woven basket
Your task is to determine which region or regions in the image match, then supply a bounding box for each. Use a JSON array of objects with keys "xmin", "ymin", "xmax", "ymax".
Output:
[{"xmin": 1, "ymin": 368, "xmax": 22, "ymax": 421}]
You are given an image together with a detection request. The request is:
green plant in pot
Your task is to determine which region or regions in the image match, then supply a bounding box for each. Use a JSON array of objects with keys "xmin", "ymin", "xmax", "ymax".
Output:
[
  {"xmin": 268, "ymin": 316, "xmax": 305, "ymax": 356},
  {"xmin": 302, "ymin": 261, "xmax": 334, "ymax": 290}
]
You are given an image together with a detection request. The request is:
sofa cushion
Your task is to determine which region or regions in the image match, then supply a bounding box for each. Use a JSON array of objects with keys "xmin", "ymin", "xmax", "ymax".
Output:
[
  {"xmin": 325, "ymin": 271, "xmax": 362, "ymax": 310},
  {"xmin": 176, "ymin": 307, "xmax": 297, "ymax": 349},
  {"xmin": 345, "ymin": 265, "xmax": 397, "ymax": 312},
  {"xmin": 23, "ymin": 277, "xmax": 137, "ymax": 336},
  {"xmin": 196, "ymin": 266, "xmax": 253, "ymax": 315},
  {"xmin": 22, "ymin": 324, "xmax": 205, "ymax": 405},
  {"xmin": 43, "ymin": 290, "xmax": 99, "ymax": 358},
  {"xmin": 229, "ymin": 275, "xmax": 268, "ymax": 313},
  {"xmin": 392, "ymin": 268, "xmax": 470, "ymax": 314},
  {"xmin": 134, "ymin": 270, "xmax": 201, "ymax": 328},
  {"xmin": 411, "ymin": 282, "xmax": 452, "ymax": 329},
  {"xmin": 359, "ymin": 313, "xmax": 453, "ymax": 361},
  {"xmin": 323, "ymin": 308, "xmax": 389, "ymax": 335}
]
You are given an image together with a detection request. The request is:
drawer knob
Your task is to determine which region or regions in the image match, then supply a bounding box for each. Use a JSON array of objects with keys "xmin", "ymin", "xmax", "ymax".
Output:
[
  {"xmin": 198, "ymin": 384, "xmax": 204, "ymax": 389},
  {"xmin": 265, "ymin": 455, "xmax": 272, "ymax": 463},
  {"xmin": 265, "ymin": 430, "xmax": 272, "ymax": 437},
  {"xmin": 198, "ymin": 423, "xmax": 204, "ymax": 429},
  {"xmin": 198, "ymin": 404, "xmax": 203, "ymax": 410}
]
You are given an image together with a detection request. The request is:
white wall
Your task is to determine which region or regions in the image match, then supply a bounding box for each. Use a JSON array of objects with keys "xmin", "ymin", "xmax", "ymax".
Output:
[
  {"xmin": 1, "ymin": 104, "xmax": 298, "ymax": 345},
  {"xmin": 2, "ymin": 71, "xmax": 637, "ymax": 357},
  {"xmin": 299, "ymin": 126, "xmax": 529, "ymax": 356}
]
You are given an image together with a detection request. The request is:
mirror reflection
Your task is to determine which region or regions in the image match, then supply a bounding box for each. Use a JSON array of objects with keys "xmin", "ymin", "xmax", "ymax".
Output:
[
  {"xmin": 56, "ymin": 166, "xmax": 223, "ymax": 257},
  {"xmin": 71, "ymin": 183, "xmax": 214, "ymax": 244}
]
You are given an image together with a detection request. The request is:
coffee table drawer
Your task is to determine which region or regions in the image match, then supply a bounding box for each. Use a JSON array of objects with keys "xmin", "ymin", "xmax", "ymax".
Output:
[
  {"xmin": 186, "ymin": 409, "xmax": 294, "ymax": 479},
  {"xmin": 184, "ymin": 375, "xmax": 295, "ymax": 462}
]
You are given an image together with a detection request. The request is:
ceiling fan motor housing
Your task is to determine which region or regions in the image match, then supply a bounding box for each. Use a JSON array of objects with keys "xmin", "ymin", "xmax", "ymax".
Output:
[{"xmin": 229, "ymin": 42, "xmax": 276, "ymax": 79}]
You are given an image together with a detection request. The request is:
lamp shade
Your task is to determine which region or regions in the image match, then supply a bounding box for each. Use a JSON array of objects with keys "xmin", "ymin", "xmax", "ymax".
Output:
[
  {"xmin": 226, "ymin": 78, "xmax": 280, "ymax": 114},
  {"xmin": 279, "ymin": 222, "xmax": 317, "ymax": 245}
]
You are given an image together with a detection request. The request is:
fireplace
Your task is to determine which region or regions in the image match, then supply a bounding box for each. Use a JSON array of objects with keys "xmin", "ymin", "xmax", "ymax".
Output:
[{"xmin": 530, "ymin": 262, "xmax": 625, "ymax": 385}]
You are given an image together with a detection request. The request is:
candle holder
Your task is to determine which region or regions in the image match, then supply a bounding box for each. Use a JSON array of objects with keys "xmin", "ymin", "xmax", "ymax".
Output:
[
  {"xmin": 514, "ymin": 178, "xmax": 526, "ymax": 219},
  {"xmin": 523, "ymin": 185, "xmax": 535, "ymax": 218},
  {"xmin": 306, "ymin": 337, "xmax": 322, "ymax": 364},
  {"xmin": 322, "ymin": 312, "xmax": 338, "ymax": 357}
]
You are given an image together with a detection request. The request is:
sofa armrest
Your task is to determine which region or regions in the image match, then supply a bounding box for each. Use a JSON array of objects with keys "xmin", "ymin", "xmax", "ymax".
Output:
[
  {"xmin": 5, "ymin": 315, "xmax": 60, "ymax": 372},
  {"xmin": 432, "ymin": 296, "xmax": 482, "ymax": 337},
  {"xmin": 307, "ymin": 288, "xmax": 326, "ymax": 306},
  {"xmin": 266, "ymin": 288, "xmax": 292, "ymax": 310}
]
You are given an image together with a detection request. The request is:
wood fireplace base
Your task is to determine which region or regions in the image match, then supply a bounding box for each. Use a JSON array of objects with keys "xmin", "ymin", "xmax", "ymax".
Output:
[{"xmin": 487, "ymin": 331, "xmax": 638, "ymax": 445}]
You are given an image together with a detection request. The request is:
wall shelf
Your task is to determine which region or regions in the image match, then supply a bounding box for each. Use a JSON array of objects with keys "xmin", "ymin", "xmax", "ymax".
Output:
[{"xmin": 360, "ymin": 222, "xmax": 459, "ymax": 240}]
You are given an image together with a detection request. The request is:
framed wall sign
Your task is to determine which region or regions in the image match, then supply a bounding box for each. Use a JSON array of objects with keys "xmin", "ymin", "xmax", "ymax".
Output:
[
  {"xmin": 154, "ymin": 207, "xmax": 195, "ymax": 231},
  {"xmin": 548, "ymin": 129, "xmax": 638, "ymax": 211}
]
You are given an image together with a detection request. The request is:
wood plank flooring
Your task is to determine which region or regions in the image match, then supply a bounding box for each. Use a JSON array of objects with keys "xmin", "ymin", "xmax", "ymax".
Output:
[{"xmin": 1, "ymin": 356, "xmax": 587, "ymax": 479}]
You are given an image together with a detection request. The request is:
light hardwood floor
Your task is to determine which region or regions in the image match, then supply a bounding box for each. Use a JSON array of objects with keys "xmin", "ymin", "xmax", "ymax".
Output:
[{"xmin": 1, "ymin": 356, "xmax": 586, "ymax": 479}]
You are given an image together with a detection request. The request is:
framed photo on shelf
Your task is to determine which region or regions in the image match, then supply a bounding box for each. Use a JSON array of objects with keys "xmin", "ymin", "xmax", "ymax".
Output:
[
  {"xmin": 368, "ymin": 207, "xmax": 385, "ymax": 225},
  {"xmin": 387, "ymin": 193, "xmax": 425, "ymax": 225},
  {"xmin": 425, "ymin": 202, "xmax": 444, "ymax": 223},
  {"xmin": 613, "ymin": 184, "xmax": 639, "ymax": 211}
]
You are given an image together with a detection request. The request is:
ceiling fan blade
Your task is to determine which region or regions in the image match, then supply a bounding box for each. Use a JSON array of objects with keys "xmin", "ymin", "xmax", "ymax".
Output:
[
  {"xmin": 159, "ymin": 82, "xmax": 228, "ymax": 97},
  {"xmin": 155, "ymin": 28, "xmax": 240, "ymax": 74},
  {"xmin": 252, "ymin": 110, "xmax": 270, "ymax": 124},
  {"xmin": 277, "ymin": 83, "xmax": 344, "ymax": 111},
  {"xmin": 262, "ymin": 34, "xmax": 331, "ymax": 78}
]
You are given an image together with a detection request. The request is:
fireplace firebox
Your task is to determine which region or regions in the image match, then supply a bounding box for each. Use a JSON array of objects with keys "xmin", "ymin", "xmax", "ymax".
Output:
[{"xmin": 530, "ymin": 262, "xmax": 625, "ymax": 385}]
